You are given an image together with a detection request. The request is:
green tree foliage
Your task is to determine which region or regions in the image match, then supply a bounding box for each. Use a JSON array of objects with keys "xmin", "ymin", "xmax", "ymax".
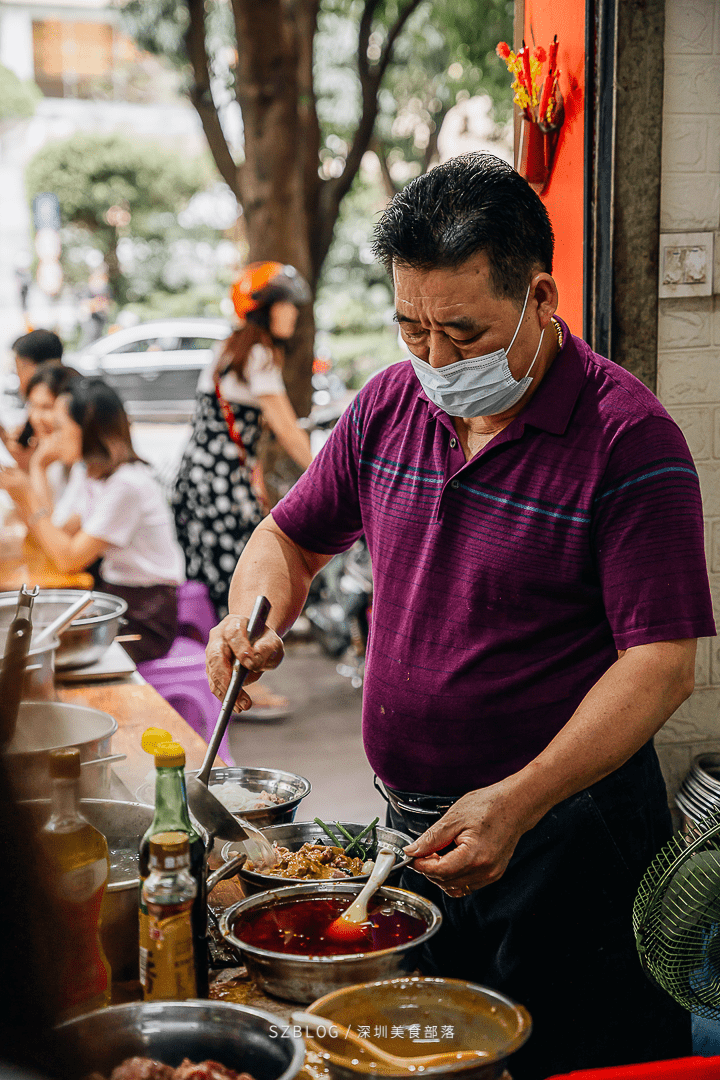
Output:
[
  {"xmin": 25, "ymin": 133, "xmax": 209, "ymax": 305},
  {"xmin": 0, "ymin": 65, "xmax": 41, "ymax": 123}
]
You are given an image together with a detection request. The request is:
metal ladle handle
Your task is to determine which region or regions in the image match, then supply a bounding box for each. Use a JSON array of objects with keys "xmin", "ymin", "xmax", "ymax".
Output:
[
  {"xmin": 197, "ymin": 594, "xmax": 272, "ymax": 786},
  {"xmin": 34, "ymin": 591, "xmax": 94, "ymax": 646}
]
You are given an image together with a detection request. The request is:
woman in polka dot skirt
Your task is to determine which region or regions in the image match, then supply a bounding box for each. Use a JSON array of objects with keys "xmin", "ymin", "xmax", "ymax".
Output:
[{"xmin": 171, "ymin": 263, "xmax": 313, "ymax": 712}]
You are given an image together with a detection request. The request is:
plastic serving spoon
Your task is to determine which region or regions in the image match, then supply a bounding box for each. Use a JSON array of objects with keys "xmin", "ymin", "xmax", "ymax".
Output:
[
  {"xmin": 325, "ymin": 846, "xmax": 397, "ymax": 943},
  {"xmin": 291, "ymin": 1012, "xmax": 489, "ymax": 1070},
  {"xmin": 185, "ymin": 595, "xmax": 278, "ymax": 866}
]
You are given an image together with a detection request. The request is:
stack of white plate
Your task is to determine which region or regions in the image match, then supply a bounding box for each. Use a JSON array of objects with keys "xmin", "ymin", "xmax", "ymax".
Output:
[{"xmin": 676, "ymin": 754, "xmax": 720, "ymax": 825}]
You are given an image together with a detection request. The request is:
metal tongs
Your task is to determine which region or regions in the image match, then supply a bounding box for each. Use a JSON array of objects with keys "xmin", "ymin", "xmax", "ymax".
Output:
[
  {"xmin": 0, "ymin": 584, "xmax": 38, "ymax": 747},
  {"xmin": 186, "ymin": 595, "xmax": 278, "ymax": 867}
]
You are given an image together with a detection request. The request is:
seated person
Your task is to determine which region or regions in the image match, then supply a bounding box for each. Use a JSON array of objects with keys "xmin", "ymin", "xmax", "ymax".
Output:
[
  {"xmin": 2, "ymin": 329, "xmax": 65, "ymax": 468},
  {"xmin": 12, "ymin": 328, "xmax": 64, "ymax": 397},
  {"xmin": 23, "ymin": 363, "xmax": 81, "ymax": 512},
  {"xmin": 0, "ymin": 378, "xmax": 184, "ymax": 663}
]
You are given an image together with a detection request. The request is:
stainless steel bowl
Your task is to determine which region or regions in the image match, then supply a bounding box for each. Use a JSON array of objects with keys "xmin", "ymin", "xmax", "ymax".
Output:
[
  {"xmin": 22, "ymin": 798, "xmax": 153, "ymax": 980},
  {"xmin": 0, "ymin": 628, "xmax": 59, "ymax": 701},
  {"xmin": 220, "ymin": 882, "xmax": 442, "ymax": 1004},
  {"xmin": 57, "ymin": 1000, "xmax": 306, "ymax": 1080},
  {"xmin": 0, "ymin": 589, "xmax": 128, "ymax": 669},
  {"xmin": 137, "ymin": 766, "xmax": 312, "ymax": 829},
  {"xmin": 6, "ymin": 700, "xmax": 118, "ymax": 799},
  {"xmin": 304, "ymin": 976, "xmax": 532, "ymax": 1080},
  {"xmin": 220, "ymin": 820, "xmax": 412, "ymax": 894}
]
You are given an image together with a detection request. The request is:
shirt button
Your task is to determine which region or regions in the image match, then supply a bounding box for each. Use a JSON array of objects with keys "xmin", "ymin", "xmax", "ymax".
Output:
[
  {"xmin": 449, "ymin": 438, "xmax": 457, "ymax": 448},
  {"xmin": 451, "ymin": 480, "xmax": 459, "ymax": 489}
]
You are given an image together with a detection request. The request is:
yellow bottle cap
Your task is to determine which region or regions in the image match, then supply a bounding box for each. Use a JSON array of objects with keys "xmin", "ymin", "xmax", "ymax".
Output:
[
  {"xmin": 141, "ymin": 727, "xmax": 185, "ymax": 768},
  {"xmin": 154, "ymin": 742, "xmax": 185, "ymax": 768},
  {"xmin": 141, "ymin": 727, "xmax": 173, "ymax": 754}
]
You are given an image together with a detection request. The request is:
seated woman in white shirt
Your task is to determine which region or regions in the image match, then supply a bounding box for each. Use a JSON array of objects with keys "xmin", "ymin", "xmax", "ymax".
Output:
[{"xmin": 0, "ymin": 378, "xmax": 184, "ymax": 663}]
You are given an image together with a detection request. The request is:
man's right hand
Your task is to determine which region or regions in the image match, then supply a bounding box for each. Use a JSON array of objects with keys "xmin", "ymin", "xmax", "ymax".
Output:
[{"xmin": 206, "ymin": 614, "xmax": 285, "ymax": 709}]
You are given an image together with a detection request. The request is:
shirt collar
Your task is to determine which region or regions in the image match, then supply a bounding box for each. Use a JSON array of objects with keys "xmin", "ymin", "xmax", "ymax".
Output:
[{"xmin": 419, "ymin": 316, "xmax": 585, "ymax": 437}]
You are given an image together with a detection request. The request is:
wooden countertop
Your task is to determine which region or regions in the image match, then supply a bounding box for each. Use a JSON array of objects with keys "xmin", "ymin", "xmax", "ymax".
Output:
[{"xmin": 58, "ymin": 677, "xmax": 219, "ymax": 799}]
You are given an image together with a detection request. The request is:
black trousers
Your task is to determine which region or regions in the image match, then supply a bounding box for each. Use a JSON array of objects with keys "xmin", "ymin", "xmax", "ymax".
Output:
[
  {"xmin": 98, "ymin": 579, "xmax": 178, "ymax": 664},
  {"xmin": 386, "ymin": 742, "xmax": 691, "ymax": 1080}
]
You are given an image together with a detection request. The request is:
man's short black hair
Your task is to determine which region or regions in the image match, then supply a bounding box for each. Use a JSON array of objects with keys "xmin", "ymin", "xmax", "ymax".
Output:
[
  {"xmin": 373, "ymin": 152, "xmax": 555, "ymax": 303},
  {"xmin": 12, "ymin": 329, "xmax": 63, "ymax": 364}
]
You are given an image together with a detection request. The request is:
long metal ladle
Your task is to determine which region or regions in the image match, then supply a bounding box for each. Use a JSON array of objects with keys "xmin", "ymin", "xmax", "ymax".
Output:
[
  {"xmin": 33, "ymin": 591, "xmax": 94, "ymax": 647},
  {"xmin": 186, "ymin": 595, "xmax": 278, "ymax": 864}
]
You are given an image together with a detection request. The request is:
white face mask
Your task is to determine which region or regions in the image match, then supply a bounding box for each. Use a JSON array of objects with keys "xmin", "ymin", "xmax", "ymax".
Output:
[{"xmin": 407, "ymin": 284, "xmax": 545, "ymax": 418}]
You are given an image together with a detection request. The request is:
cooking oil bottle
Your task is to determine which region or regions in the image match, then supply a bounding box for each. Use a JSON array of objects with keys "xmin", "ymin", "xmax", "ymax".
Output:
[
  {"xmin": 138, "ymin": 729, "xmax": 208, "ymax": 996},
  {"xmin": 41, "ymin": 747, "xmax": 111, "ymax": 1017},
  {"xmin": 142, "ymin": 832, "xmax": 197, "ymax": 1000}
]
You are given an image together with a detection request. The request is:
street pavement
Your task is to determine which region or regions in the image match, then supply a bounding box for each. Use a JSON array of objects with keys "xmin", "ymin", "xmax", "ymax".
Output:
[{"xmin": 227, "ymin": 638, "xmax": 386, "ymax": 826}]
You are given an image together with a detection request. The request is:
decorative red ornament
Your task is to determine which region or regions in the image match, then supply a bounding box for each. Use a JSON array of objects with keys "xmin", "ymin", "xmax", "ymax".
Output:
[
  {"xmin": 534, "ymin": 45, "xmax": 546, "ymax": 62},
  {"xmin": 520, "ymin": 42, "xmax": 534, "ymax": 105},
  {"xmin": 496, "ymin": 41, "xmax": 511, "ymax": 60}
]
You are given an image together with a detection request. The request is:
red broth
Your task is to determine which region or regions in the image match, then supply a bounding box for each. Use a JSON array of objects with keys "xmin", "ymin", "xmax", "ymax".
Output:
[{"xmin": 235, "ymin": 897, "xmax": 427, "ymax": 956}]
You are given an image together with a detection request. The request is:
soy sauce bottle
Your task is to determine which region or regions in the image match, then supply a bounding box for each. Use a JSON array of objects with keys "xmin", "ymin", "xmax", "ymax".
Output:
[
  {"xmin": 42, "ymin": 747, "xmax": 112, "ymax": 1017},
  {"xmin": 142, "ymin": 832, "xmax": 197, "ymax": 1001},
  {"xmin": 138, "ymin": 736, "xmax": 208, "ymax": 996}
]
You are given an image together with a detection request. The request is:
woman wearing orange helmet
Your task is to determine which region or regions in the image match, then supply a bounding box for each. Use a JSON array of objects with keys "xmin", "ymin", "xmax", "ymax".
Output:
[{"xmin": 171, "ymin": 263, "xmax": 312, "ymax": 679}]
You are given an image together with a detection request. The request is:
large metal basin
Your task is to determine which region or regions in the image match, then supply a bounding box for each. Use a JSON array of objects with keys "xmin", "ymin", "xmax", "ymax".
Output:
[
  {"xmin": 6, "ymin": 700, "xmax": 117, "ymax": 799},
  {"xmin": 0, "ymin": 589, "xmax": 127, "ymax": 669},
  {"xmin": 57, "ymin": 1001, "xmax": 306, "ymax": 1080},
  {"xmin": 220, "ymin": 882, "xmax": 442, "ymax": 1003},
  {"xmin": 304, "ymin": 977, "xmax": 532, "ymax": 1080},
  {"xmin": 0, "ymin": 628, "xmax": 59, "ymax": 701},
  {"xmin": 23, "ymin": 798, "xmax": 153, "ymax": 981}
]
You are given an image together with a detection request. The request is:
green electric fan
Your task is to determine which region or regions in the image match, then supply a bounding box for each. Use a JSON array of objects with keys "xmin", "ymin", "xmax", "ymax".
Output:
[{"xmin": 634, "ymin": 811, "xmax": 720, "ymax": 1017}]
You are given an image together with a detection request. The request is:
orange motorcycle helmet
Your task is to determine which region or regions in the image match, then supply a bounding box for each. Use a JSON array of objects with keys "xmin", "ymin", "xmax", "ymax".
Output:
[{"xmin": 231, "ymin": 261, "xmax": 311, "ymax": 320}]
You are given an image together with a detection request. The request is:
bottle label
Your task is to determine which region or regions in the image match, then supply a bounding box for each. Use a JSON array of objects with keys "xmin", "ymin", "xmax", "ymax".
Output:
[
  {"xmin": 143, "ymin": 910, "xmax": 197, "ymax": 1001},
  {"xmin": 57, "ymin": 860, "xmax": 109, "ymax": 1010}
]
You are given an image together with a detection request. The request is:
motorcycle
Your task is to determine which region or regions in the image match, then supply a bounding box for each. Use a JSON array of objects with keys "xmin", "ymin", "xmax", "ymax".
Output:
[{"xmin": 304, "ymin": 538, "xmax": 372, "ymax": 689}]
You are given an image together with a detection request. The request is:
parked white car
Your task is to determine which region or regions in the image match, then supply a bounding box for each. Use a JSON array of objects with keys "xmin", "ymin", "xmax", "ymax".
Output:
[{"xmin": 68, "ymin": 317, "xmax": 231, "ymax": 418}]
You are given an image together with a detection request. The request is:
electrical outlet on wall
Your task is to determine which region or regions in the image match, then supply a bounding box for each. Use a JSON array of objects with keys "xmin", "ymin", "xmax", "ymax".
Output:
[{"xmin": 659, "ymin": 232, "xmax": 714, "ymax": 298}]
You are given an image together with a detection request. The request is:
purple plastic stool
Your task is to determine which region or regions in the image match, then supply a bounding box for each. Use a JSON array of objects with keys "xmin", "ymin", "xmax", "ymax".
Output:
[
  {"xmin": 138, "ymin": 635, "xmax": 234, "ymax": 766},
  {"xmin": 176, "ymin": 581, "xmax": 218, "ymax": 645}
]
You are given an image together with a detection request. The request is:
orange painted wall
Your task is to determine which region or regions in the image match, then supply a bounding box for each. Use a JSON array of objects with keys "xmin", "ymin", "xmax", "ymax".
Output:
[{"xmin": 520, "ymin": 3, "xmax": 586, "ymax": 336}]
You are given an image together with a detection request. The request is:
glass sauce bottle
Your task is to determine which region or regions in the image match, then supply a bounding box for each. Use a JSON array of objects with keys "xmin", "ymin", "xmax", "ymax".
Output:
[
  {"xmin": 142, "ymin": 832, "xmax": 197, "ymax": 1000},
  {"xmin": 138, "ymin": 737, "xmax": 208, "ymax": 996},
  {"xmin": 41, "ymin": 747, "xmax": 111, "ymax": 1017}
]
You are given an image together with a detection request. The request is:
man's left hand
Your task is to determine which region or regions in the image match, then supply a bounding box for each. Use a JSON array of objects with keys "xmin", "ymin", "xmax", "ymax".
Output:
[{"xmin": 404, "ymin": 781, "xmax": 530, "ymax": 897}]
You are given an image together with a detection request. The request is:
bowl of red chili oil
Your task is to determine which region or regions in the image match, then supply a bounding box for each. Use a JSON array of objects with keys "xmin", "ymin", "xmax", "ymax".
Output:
[{"xmin": 219, "ymin": 881, "xmax": 442, "ymax": 1004}]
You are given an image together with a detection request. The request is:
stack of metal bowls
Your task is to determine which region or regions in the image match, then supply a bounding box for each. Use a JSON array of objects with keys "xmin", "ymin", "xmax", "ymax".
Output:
[
  {"xmin": 0, "ymin": 589, "xmax": 128, "ymax": 670},
  {"xmin": 676, "ymin": 754, "xmax": 720, "ymax": 825}
]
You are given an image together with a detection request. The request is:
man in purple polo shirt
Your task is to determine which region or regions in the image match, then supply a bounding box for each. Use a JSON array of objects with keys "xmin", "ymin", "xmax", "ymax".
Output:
[{"xmin": 207, "ymin": 154, "xmax": 715, "ymax": 1078}]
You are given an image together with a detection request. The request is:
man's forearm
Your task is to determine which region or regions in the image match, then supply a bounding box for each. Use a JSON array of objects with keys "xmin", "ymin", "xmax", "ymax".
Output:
[{"xmin": 227, "ymin": 517, "xmax": 329, "ymax": 637}]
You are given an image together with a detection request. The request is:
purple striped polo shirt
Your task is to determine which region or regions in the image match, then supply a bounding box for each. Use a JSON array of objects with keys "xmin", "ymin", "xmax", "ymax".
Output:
[{"xmin": 273, "ymin": 321, "xmax": 715, "ymax": 795}]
